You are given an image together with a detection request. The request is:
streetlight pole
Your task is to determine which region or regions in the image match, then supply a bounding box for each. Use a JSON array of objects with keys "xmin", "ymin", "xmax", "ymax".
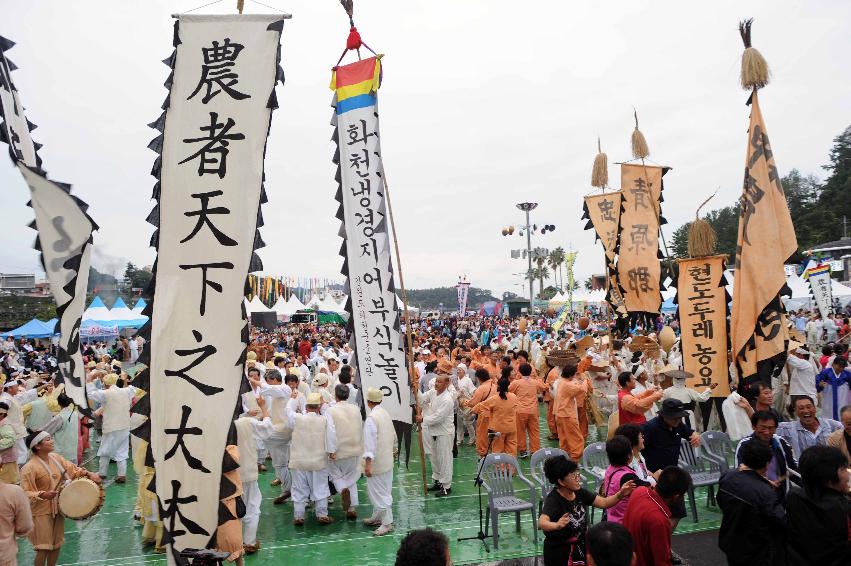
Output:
[{"xmin": 516, "ymin": 202, "xmax": 538, "ymax": 314}]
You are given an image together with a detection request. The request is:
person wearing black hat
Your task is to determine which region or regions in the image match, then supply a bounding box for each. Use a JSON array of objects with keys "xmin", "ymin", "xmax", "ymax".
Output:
[{"xmin": 641, "ymin": 398, "xmax": 700, "ymax": 530}]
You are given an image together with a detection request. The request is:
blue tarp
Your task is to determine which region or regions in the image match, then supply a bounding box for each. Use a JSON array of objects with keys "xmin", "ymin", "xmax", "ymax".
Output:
[{"xmin": 1, "ymin": 318, "xmax": 58, "ymax": 339}]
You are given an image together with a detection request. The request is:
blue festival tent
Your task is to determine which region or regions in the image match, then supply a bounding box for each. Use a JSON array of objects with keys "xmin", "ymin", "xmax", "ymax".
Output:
[{"xmin": 1, "ymin": 318, "xmax": 58, "ymax": 339}]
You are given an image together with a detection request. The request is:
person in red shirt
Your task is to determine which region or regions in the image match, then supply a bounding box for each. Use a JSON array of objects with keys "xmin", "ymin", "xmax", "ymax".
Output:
[{"xmin": 622, "ymin": 466, "xmax": 692, "ymax": 566}]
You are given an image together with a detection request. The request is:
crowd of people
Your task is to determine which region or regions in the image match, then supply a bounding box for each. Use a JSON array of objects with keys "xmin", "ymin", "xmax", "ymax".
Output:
[{"xmin": 0, "ymin": 305, "xmax": 849, "ymax": 565}]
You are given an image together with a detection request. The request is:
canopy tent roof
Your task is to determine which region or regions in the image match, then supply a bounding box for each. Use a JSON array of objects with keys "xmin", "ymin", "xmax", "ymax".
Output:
[
  {"xmin": 396, "ymin": 294, "xmax": 419, "ymax": 312},
  {"xmin": 246, "ymin": 296, "xmax": 273, "ymax": 314},
  {"xmin": 108, "ymin": 298, "xmax": 139, "ymax": 320},
  {"xmin": 132, "ymin": 298, "xmax": 147, "ymax": 313},
  {"xmin": 318, "ymin": 294, "xmax": 345, "ymax": 313},
  {"xmin": 305, "ymin": 294, "xmax": 321, "ymax": 309},
  {"xmin": 83, "ymin": 296, "xmax": 112, "ymax": 321},
  {"xmin": 271, "ymin": 294, "xmax": 307, "ymax": 317},
  {"xmin": 287, "ymin": 294, "xmax": 305, "ymax": 311},
  {"xmin": 1, "ymin": 318, "xmax": 57, "ymax": 339}
]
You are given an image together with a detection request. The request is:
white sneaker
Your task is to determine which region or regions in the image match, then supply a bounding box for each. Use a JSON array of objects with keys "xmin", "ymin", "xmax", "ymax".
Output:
[{"xmin": 373, "ymin": 524, "xmax": 394, "ymax": 536}]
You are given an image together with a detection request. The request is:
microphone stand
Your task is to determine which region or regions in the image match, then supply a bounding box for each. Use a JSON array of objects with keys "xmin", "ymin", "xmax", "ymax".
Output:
[{"xmin": 457, "ymin": 431, "xmax": 498, "ymax": 551}]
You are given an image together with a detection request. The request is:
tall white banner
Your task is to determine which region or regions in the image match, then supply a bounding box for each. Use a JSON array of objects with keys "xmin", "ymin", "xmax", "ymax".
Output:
[
  {"xmin": 0, "ymin": 36, "xmax": 96, "ymax": 412},
  {"xmin": 456, "ymin": 280, "xmax": 470, "ymax": 316},
  {"xmin": 332, "ymin": 57, "xmax": 411, "ymax": 423},
  {"xmin": 806, "ymin": 264, "xmax": 833, "ymax": 319},
  {"xmin": 139, "ymin": 15, "xmax": 286, "ymax": 557}
]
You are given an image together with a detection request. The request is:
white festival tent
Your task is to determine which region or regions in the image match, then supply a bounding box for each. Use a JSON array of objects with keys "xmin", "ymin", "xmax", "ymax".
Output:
[
  {"xmin": 721, "ymin": 269, "xmax": 851, "ymax": 310},
  {"xmin": 271, "ymin": 294, "xmax": 306, "ymax": 319},
  {"xmin": 286, "ymin": 293, "xmax": 306, "ymax": 312},
  {"xmin": 82, "ymin": 296, "xmax": 112, "ymax": 322},
  {"xmin": 247, "ymin": 296, "xmax": 274, "ymax": 315},
  {"xmin": 318, "ymin": 294, "xmax": 345, "ymax": 313},
  {"xmin": 107, "ymin": 297, "xmax": 148, "ymax": 329},
  {"xmin": 396, "ymin": 294, "xmax": 420, "ymax": 314},
  {"xmin": 305, "ymin": 294, "xmax": 321, "ymax": 310}
]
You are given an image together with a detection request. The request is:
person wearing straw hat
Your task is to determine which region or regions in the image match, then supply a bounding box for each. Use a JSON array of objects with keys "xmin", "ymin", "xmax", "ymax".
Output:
[
  {"xmin": 362, "ymin": 387, "xmax": 397, "ymax": 536},
  {"xmin": 660, "ymin": 366, "xmax": 717, "ymax": 431},
  {"xmin": 286, "ymin": 390, "xmax": 336, "ymax": 526},
  {"xmin": 417, "ymin": 372, "xmax": 456, "ymax": 497},
  {"xmin": 20, "ymin": 430, "xmax": 101, "ymax": 566},
  {"xmin": 327, "ymin": 384, "xmax": 364, "ymax": 520},
  {"xmin": 85, "ymin": 372, "xmax": 139, "ymax": 483}
]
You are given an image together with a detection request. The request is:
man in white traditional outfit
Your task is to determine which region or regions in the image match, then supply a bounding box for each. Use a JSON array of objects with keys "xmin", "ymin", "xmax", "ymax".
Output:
[
  {"xmin": 417, "ymin": 373, "xmax": 455, "ymax": 497},
  {"xmin": 86, "ymin": 373, "xmax": 138, "ymax": 482},
  {"xmin": 252, "ymin": 369, "xmax": 297, "ymax": 504},
  {"xmin": 286, "ymin": 391, "xmax": 336, "ymax": 526},
  {"xmin": 362, "ymin": 387, "xmax": 396, "ymax": 536},
  {"xmin": 234, "ymin": 396, "xmax": 274, "ymax": 554},
  {"xmin": 454, "ymin": 364, "xmax": 477, "ymax": 446},
  {"xmin": 327, "ymin": 384, "xmax": 364, "ymax": 520},
  {"xmin": 1, "ymin": 377, "xmax": 42, "ymax": 465},
  {"xmin": 660, "ymin": 367, "xmax": 717, "ymax": 430}
]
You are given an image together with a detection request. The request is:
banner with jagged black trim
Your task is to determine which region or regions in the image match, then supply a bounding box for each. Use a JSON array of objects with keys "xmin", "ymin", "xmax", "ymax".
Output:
[
  {"xmin": 135, "ymin": 15, "xmax": 287, "ymax": 561},
  {"xmin": 330, "ymin": 56, "xmax": 411, "ymax": 424},
  {"xmin": 0, "ymin": 36, "xmax": 97, "ymax": 414}
]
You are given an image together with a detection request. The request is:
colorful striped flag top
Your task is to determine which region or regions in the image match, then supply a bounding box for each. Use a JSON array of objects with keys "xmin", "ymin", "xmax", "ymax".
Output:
[
  {"xmin": 804, "ymin": 263, "xmax": 830, "ymax": 279},
  {"xmin": 331, "ymin": 56, "xmax": 382, "ymax": 114}
]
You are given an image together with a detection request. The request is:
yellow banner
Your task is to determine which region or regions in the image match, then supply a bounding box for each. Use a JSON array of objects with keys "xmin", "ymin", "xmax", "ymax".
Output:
[
  {"xmin": 617, "ymin": 164, "xmax": 663, "ymax": 314},
  {"xmin": 730, "ymin": 91, "xmax": 797, "ymax": 378},
  {"xmin": 584, "ymin": 192, "xmax": 622, "ymax": 261},
  {"xmin": 677, "ymin": 256, "xmax": 730, "ymax": 397}
]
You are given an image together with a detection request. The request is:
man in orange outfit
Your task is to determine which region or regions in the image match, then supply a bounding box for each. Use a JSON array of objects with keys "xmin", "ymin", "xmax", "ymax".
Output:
[
  {"xmin": 553, "ymin": 364, "xmax": 593, "ymax": 459},
  {"xmin": 509, "ymin": 362, "xmax": 548, "ymax": 458},
  {"xmin": 543, "ymin": 364, "xmax": 561, "ymax": 440},
  {"xmin": 464, "ymin": 368, "xmax": 497, "ymax": 457},
  {"xmin": 616, "ymin": 371, "xmax": 662, "ymax": 426}
]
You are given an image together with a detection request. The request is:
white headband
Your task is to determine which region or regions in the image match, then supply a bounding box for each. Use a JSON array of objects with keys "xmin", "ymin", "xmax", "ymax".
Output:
[{"xmin": 28, "ymin": 431, "xmax": 49, "ymax": 450}]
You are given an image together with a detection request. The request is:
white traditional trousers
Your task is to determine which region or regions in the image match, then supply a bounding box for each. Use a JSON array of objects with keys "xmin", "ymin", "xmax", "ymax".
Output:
[
  {"xmin": 98, "ymin": 429, "xmax": 130, "ymax": 477},
  {"xmin": 328, "ymin": 456, "xmax": 360, "ymax": 511},
  {"xmin": 292, "ymin": 469, "xmax": 330, "ymax": 519},
  {"xmin": 456, "ymin": 411, "xmax": 476, "ymax": 444},
  {"xmin": 265, "ymin": 437, "xmax": 292, "ymax": 493},
  {"xmin": 366, "ymin": 470, "xmax": 394, "ymax": 526},
  {"xmin": 429, "ymin": 433, "xmax": 454, "ymax": 489},
  {"xmin": 242, "ymin": 480, "xmax": 262, "ymax": 545}
]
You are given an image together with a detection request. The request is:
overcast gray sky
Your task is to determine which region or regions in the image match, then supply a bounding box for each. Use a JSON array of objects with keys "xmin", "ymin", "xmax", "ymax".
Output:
[{"xmin": 1, "ymin": 0, "xmax": 849, "ymax": 297}]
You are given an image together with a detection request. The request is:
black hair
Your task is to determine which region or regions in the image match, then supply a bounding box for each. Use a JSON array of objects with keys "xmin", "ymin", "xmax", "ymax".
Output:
[
  {"xmin": 617, "ymin": 371, "xmax": 633, "ymax": 387},
  {"xmin": 832, "ymin": 356, "xmax": 848, "ymax": 368},
  {"xmin": 56, "ymin": 392, "xmax": 73, "ymax": 409},
  {"xmin": 799, "ymin": 445, "xmax": 846, "ymax": 492},
  {"xmin": 0, "ymin": 401, "xmax": 8, "ymax": 412},
  {"xmin": 561, "ymin": 364, "xmax": 577, "ymax": 379},
  {"xmin": 750, "ymin": 409, "xmax": 778, "ymax": 427},
  {"xmin": 840, "ymin": 405, "xmax": 851, "ymax": 419},
  {"xmin": 739, "ymin": 438, "xmax": 773, "ymax": 470},
  {"xmin": 475, "ymin": 368, "xmax": 491, "ymax": 382},
  {"xmin": 614, "ymin": 423, "xmax": 642, "ymax": 448},
  {"xmin": 655, "ymin": 466, "xmax": 692, "ymax": 499},
  {"xmin": 498, "ymin": 376, "xmax": 509, "ymax": 400},
  {"xmin": 501, "ymin": 355, "xmax": 512, "ymax": 365},
  {"xmin": 822, "ymin": 345, "xmax": 834, "ymax": 356},
  {"xmin": 284, "ymin": 373, "xmax": 299, "ymax": 385},
  {"xmin": 791, "ymin": 395, "xmax": 816, "ymax": 417},
  {"xmin": 247, "ymin": 367, "xmax": 261, "ymax": 376},
  {"xmin": 26, "ymin": 430, "xmax": 47, "ymax": 453},
  {"xmin": 516, "ymin": 350, "xmax": 529, "ymax": 361},
  {"xmin": 612, "ymin": 339, "xmax": 624, "ymax": 350},
  {"xmin": 518, "ymin": 363, "xmax": 532, "ymax": 377},
  {"xmin": 274, "ymin": 357, "xmax": 286, "ymax": 366},
  {"xmin": 394, "ymin": 528, "xmax": 449, "ymax": 566},
  {"xmin": 264, "ymin": 369, "xmax": 282, "ymax": 382},
  {"xmin": 586, "ymin": 521, "xmax": 634, "ymax": 566},
  {"xmin": 500, "ymin": 366, "xmax": 512, "ymax": 381},
  {"xmin": 335, "ymin": 383, "xmax": 350, "ymax": 401},
  {"xmin": 631, "ymin": 351, "xmax": 642, "ymax": 363},
  {"xmin": 606, "ymin": 435, "xmax": 633, "ymax": 467},
  {"xmin": 338, "ymin": 366, "xmax": 352, "ymax": 385},
  {"xmin": 425, "ymin": 360, "xmax": 439, "ymax": 373},
  {"xmin": 543, "ymin": 455, "xmax": 578, "ymax": 485}
]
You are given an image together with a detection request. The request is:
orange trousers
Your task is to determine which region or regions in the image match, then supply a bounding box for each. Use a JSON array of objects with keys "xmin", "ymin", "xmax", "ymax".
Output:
[
  {"xmin": 556, "ymin": 416, "xmax": 585, "ymax": 460},
  {"xmin": 546, "ymin": 400, "xmax": 558, "ymax": 438},
  {"xmin": 491, "ymin": 431, "xmax": 518, "ymax": 457},
  {"xmin": 516, "ymin": 412, "xmax": 540, "ymax": 453},
  {"xmin": 475, "ymin": 415, "xmax": 491, "ymax": 457}
]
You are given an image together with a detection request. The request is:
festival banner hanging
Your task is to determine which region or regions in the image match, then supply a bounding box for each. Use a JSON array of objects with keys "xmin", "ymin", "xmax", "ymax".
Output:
[
  {"xmin": 617, "ymin": 164, "xmax": 665, "ymax": 317},
  {"xmin": 582, "ymin": 192, "xmax": 628, "ymax": 321},
  {"xmin": 805, "ymin": 263, "xmax": 833, "ymax": 319},
  {"xmin": 456, "ymin": 278, "xmax": 471, "ymax": 316},
  {"xmin": 137, "ymin": 14, "xmax": 287, "ymax": 558},
  {"xmin": 676, "ymin": 256, "xmax": 730, "ymax": 397},
  {"xmin": 729, "ymin": 91, "xmax": 797, "ymax": 382},
  {"xmin": 332, "ymin": 56, "xmax": 411, "ymax": 424},
  {"xmin": 0, "ymin": 36, "xmax": 97, "ymax": 414}
]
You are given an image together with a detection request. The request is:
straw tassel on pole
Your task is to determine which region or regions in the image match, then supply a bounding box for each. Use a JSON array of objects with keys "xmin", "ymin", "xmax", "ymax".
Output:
[
  {"xmin": 687, "ymin": 191, "xmax": 718, "ymax": 258},
  {"xmin": 739, "ymin": 19, "xmax": 770, "ymax": 91},
  {"xmin": 591, "ymin": 137, "xmax": 609, "ymax": 190},
  {"xmin": 631, "ymin": 109, "xmax": 649, "ymax": 159}
]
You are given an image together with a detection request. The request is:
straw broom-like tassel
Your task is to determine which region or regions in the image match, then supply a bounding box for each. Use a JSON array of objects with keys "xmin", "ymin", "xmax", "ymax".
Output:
[
  {"xmin": 631, "ymin": 109, "xmax": 649, "ymax": 159},
  {"xmin": 687, "ymin": 191, "xmax": 718, "ymax": 258},
  {"xmin": 591, "ymin": 137, "xmax": 608, "ymax": 189},
  {"xmin": 739, "ymin": 19, "xmax": 770, "ymax": 90}
]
